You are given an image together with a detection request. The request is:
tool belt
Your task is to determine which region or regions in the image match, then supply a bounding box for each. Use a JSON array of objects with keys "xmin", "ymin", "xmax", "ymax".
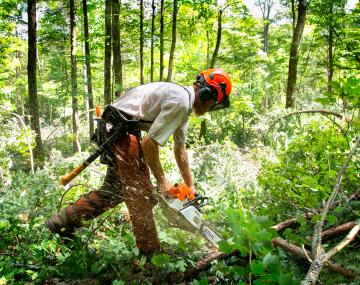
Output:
[{"xmin": 91, "ymin": 105, "xmax": 139, "ymax": 165}]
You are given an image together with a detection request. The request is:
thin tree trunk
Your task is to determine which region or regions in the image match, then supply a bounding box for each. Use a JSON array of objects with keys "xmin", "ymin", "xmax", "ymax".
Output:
[
  {"xmin": 104, "ymin": 0, "xmax": 112, "ymax": 104},
  {"xmin": 210, "ymin": 9, "xmax": 223, "ymax": 68},
  {"xmin": 206, "ymin": 30, "xmax": 210, "ymax": 68},
  {"xmin": 70, "ymin": 0, "xmax": 81, "ymax": 153},
  {"xmin": 112, "ymin": 0, "xmax": 122, "ymax": 97},
  {"xmin": 159, "ymin": 0, "xmax": 164, "ymax": 81},
  {"xmin": 82, "ymin": 0, "xmax": 94, "ymax": 139},
  {"xmin": 291, "ymin": 0, "xmax": 296, "ymax": 30},
  {"xmin": 166, "ymin": 0, "xmax": 178, "ymax": 81},
  {"xmin": 16, "ymin": 28, "xmax": 25, "ymax": 121},
  {"xmin": 327, "ymin": 3, "xmax": 334, "ymax": 93},
  {"xmin": 139, "ymin": 0, "xmax": 144, "ymax": 84},
  {"xmin": 27, "ymin": 0, "xmax": 43, "ymax": 163},
  {"xmin": 82, "ymin": 49, "xmax": 89, "ymax": 124},
  {"xmin": 285, "ymin": 0, "xmax": 307, "ymax": 108},
  {"xmin": 150, "ymin": 0, "xmax": 155, "ymax": 82}
]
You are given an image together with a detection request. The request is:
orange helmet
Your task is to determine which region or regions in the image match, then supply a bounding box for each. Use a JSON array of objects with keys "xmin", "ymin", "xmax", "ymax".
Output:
[{"xmin": 196, "ymin": 68, "xmax": 232, "ymax": 111}]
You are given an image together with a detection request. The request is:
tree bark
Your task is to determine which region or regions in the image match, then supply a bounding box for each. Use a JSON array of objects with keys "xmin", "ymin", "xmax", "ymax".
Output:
[
  {"xmin": 312, "ymin": 221, "xmax": 357, "ymax": 242},
  {"xmin": 210, "ymin": 9, "xmax": 223, "ymax": 68},
  {"xmin": 159, "ymin": 0, "xmax": 164, "ymax": 81},
  {"xmin": 82, "ymin": 0, "xmax": 94, "ymax": 139},
  {"xmin": 256, "ymin": 0, "xmax": 274, "ymax": 111},
  {"xmin": 70, "ymin": 0, "xmax": 81, "ymax": 153},
  {"xmin": 206, "ymin": 30, "xmax": 210, "ymax": 68},
  {"xmin": 139, "ymin": 0, "xmax": 144, "ymax": 84},
  {"xmin": 327, "ymin": 3, "xmax": 334, "ymax": 93},
  {"xmin": 27, "ymin": 0, "xmax": 43, "ymax": 163},
  {"xmin": 112, "ymin": 0, "xmax": 122, "ymax": 97},
  {"xmin": 166, "ymin": 0, "xmax": 178, "ymax": 82},
  {"xmin": 285, "ymin": 0, "xmax": 307, "ymax": 108},
  {"xmin": 104, "ymin": 0, "xmax": 112, "ymax": 104},
  {"xmin": 150, "ymin": 0, "xmax": 156, "ymax": 82}
]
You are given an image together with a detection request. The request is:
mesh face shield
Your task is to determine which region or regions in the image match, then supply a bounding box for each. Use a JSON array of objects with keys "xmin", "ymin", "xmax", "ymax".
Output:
[
  {"xmin": 207, "ymin": 95, "xmax": 230, "ymax": 112},
  {"xmin": 207, "ymin": 82, "xmax": 230, "ymax": 112}
]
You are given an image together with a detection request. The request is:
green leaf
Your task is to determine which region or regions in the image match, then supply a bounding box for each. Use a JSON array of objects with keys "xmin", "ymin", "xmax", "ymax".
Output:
[
  {"xmin": 251, "ymin": 261, "xmax": 264, "ymax": 275},
  {"xmin": 151, "ymin": 253, "xmax": 170, "ymax": 267},
  {"xmin": 218, "ymin": 240, "xmax": 234, "ymax": 254},
  {"xmin": 0, "ymin": 219, "xmax": 10, "ymax": 230},
  {"xmin": 263, "ymin": 252, "xmax": 280, "ymax": 274},
  {"xmin": 252, "ymin": 215, "xmax": 273, "ymax": 228},
  {"xmin": 279, "ymin": 272, "xmax": 300, "ymax": 285}
]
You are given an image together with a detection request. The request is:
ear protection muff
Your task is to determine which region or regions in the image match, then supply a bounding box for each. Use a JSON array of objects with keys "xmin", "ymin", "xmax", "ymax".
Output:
[{"xmin": 196, "ymin": 75, "xmax": 218, "ymax": 103}]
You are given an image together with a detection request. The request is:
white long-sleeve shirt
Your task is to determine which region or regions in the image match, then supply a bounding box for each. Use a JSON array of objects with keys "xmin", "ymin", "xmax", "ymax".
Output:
[{"xmin": 112, "ymin": 82, "xmax": 195, "ymax": 146}]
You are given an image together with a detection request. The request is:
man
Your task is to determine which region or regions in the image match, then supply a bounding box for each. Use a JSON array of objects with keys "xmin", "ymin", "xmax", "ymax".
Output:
[{"xmin": 46, "ymin": 68, "xmax": 232, "ymax": 254}]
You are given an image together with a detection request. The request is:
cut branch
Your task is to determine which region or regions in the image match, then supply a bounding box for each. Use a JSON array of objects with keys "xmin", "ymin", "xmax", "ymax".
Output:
[
  {"xmin": 302, "ymin": 136, "xmax": 360, "ymax": 285},
  {"xmin": 272, "ymin": 237, "xmax": 356, "ymax": 279},
  {"xmin": 326, "ymin": 223, "xmax": 360, "ymax": 260},
  {"xmin": 306, "ymin": 221, "xmax": 357, "ymax": 242}
]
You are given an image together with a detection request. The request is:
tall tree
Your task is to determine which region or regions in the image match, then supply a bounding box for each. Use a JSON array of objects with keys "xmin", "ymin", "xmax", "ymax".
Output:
[
  {"xmin": 159, "ymin": 0, "xmax": 164, "ymax": 81},
  {"xmin": 285, "ymin": 0, "xmax": 307, "ymax": 108},
  {"xmin": 104, "ymin": 0, "xmax": 112, "ymax": 104},
  {"xmin": 256, "ymin": 0, "xmax": 274, "ymax": 53},
  {"xmin": 166, "ymin": 0, "xmax": 178, "ymax": 81},
  {"xmin": 150, "ymin": 0, "xmax": 156, "ymax": 82},
  {"xmin": 112, "ymin": 0, "xmax": 122, "ymax": 97},
  {"xmin": 82, "ymin": 0, "xmax": 94, "ymax": 139},
  {"xmin": 70, "ymin": 0, "xmax": 81, "ymax": 153},
  {"xmin": 209, "ymin": 9, "xmax": 223, "ymax": 68},
  {"xmin": 139, "ymin": 0, "xmax": 144, "ymax": 84},
  {"xmin": 256, "ymin": 0, "xmax": 275, "ymax": 111},
  {"xmin": 27, "ymin": 0, "xmax": 43, "ymax": 163}
]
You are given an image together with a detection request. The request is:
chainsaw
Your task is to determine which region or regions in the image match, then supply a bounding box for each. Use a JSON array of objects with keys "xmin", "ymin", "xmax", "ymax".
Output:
[{"xmin": 155, "ymin": 183, "xmax": 222, "ymax": 248}]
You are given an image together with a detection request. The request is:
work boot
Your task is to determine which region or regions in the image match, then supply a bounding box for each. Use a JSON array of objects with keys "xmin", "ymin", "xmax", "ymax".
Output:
[{"xmin": 45, "ymin": 208, "xmax": 76, "ymax": 238}]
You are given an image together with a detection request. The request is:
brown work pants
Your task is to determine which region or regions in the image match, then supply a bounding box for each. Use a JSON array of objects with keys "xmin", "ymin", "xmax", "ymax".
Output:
[{"xmin": 64, "ymin": 133, "xmax": 160, "ymax": 254}]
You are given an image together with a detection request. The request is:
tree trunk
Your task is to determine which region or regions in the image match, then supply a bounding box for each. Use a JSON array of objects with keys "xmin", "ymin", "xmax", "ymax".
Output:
[
  {"xmin": 166, "ymin": 0, "xmax": 178, "ymax": 81},
  {"xmin": 27, "ymin": 0, "xmax": 43, "ymax": 163},
  {"xmin": 112, "ymin": 0, "xmax": 122, "ymax": 97},
  {"xmin": 285, "ymin": 0, "xmax": 307, "ymax": 108},
  {"xmin": 159, "ymin": 0, "xmax": 164, "ymax": 81},
  {"xmin": 257, "ymin": 0, "xmax": 273, "ymax": 111},
  {"xmin": 104, "ymin": 0, "xmax": 112, "ymax": 104},
  {"xmin": 82, "ymin": 0, "xmax": 94, "ymax": 139},
  {"xmin": 150, "ymin": 0, "xmax": 155, "ymax": 82},
  {"xmin": 291, "ymin": 0, "xmax": 296, "ymax": 31},
  {"xmin": 70, "ymin": 0, "xmax": 81, "ymax": 153},
  {"xmin": 327, "ymin": 3, "xmax": 334, "ymax": 93},
  {"xmin": 206, "ymin": 30, "xmax": 210, "ymax": 68},
  {"xmin": 210, "ymin": 9, "xmax": 222, "ymax": 68},
  {"xmin": 139, "ymin": 0, "xmax": 144, "ymax": 84},
  {"xmin": 82, "ymin": 51, "xmax": 89, "ymax": 124}
]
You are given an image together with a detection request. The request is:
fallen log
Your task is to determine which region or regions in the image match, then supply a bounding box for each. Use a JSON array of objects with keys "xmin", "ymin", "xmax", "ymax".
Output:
[
  {"xmin": 306, "ymin": 221, "xmax": 357, "ymax": 242},
  {"xmin": 272, "ymin": 237, "xmax": 356, "ymax": 279},
  {"xmin": 271, "ymin": 212, "xmax": 315, "ymax": 232}
]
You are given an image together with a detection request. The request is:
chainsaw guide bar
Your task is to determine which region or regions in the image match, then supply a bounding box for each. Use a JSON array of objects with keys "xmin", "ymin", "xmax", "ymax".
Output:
[{"xmin": 154, "ymin": 193, "xmax": 221, "ymax": 248}]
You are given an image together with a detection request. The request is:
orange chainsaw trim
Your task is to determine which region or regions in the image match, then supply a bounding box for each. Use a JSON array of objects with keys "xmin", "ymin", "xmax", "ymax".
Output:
[{"xmin": 169, "ymin": 183, "xmax": 195, "ymax": 201}]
